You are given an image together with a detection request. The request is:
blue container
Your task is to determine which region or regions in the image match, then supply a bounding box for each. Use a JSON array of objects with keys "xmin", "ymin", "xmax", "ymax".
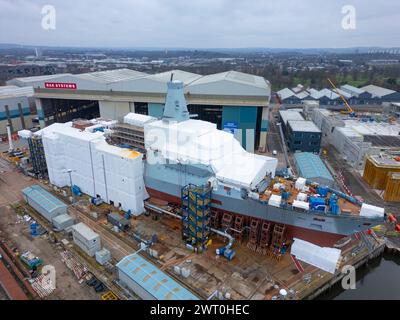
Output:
[
  {"xmin": 317, "ymin": 186, "xmax": 329, "ymax": 197},
  {"xmin": 30, "ymin": 223, "xmax": 39, "ymax": 237},
  {"xmin": 224, "ymin": 249, "xmax": 236, "ymax": 261},
  {"xmin": 281, "ymin": 191, "xmax": 290, "ymax": 200},
  {"xmin": 309, "ymin": 197, "xmax": 326, "ymax": 211},
  {"xmin": 329, "ymin": 194, "xmax": 339, "ymax": 214},
  {"xmin": 72, "ymin": 185, "xmax": 82, "ymax": 196}
]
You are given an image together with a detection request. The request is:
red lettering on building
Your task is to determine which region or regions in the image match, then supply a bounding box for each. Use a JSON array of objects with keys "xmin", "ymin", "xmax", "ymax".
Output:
[{"xmin": 44, "ymin": 82, "xmax": 77, "ymax": 89}]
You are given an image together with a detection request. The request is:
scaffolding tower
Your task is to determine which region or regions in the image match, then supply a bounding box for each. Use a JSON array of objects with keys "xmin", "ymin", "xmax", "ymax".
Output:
[
  {"xmin": 181, "ymin": 184, "xmax": 211, "ymax": 251},
  {"xmin": 27, "ymin": 135, "xmax": 48, "ymax": 178},
  {"xmin": 108, "ymin": 123, "xmax": 146, "ymax": 151}
]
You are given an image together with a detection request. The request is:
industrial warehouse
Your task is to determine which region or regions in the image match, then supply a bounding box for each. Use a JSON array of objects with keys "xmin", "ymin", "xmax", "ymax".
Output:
[
  {"xmin": 7, "ymin": 69, "xmax": 271, "ymax": 153},
  {"xmin": 277, "ymin": 83, "xmax": 400, "ymax": 106},
  {"xmin": 0, "ymin": 85, "xmax": 35, "ymax": 135}
]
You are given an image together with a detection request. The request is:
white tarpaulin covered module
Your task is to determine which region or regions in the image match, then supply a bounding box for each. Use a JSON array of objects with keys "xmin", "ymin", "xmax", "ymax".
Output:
[
  {"xmin": 360, "ymin": 203, "xmax": 385, "ymax": 219},
  {"xmin": 41, "ymin": 122, "xmax": 146, "ymax": 215},
  {"xmin": 144, "ymin": 119, "xmax": 277, "ymax": 189},
  {"xmin": 123, "ymin": 113, "xmax": 156, "ymax": 127},
  {"xmin": 291, "ymin": 238, "xmax": 342, "ymax": 274}
]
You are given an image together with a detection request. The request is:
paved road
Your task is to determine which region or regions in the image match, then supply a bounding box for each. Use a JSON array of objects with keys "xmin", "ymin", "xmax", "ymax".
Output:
[
  {"xmin": 70, "ymin": 207, "xmax": 135, "ymax": 261},
  {"xmin": 266, "ymin": 105, "xmax": 288, "ymax": 168}
]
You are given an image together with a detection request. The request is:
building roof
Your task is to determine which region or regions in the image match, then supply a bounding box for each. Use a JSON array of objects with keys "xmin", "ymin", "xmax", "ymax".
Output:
[
  {"xmin": 293, "ymin": 152, "xmax": 334, "ymax": 182},
  {"xmin": 295, "ymin": 91, "xmax": 310, "ymax": 99},
  {"xmin": 9, "ymin": 69, "xmax": 270, "ymax": 99},
  {"xmin": 288, "ymin": 120, "xmax": 321, "ymax": 133},
  {"xmin": 116, "ymin": 254, "xmax": 199, "ymax": 300},
  {"xmin": 10, "ymin": 73, "xmax": 69, "ymax": 84},
  {"xmin": 0, "ymin": 85, "xmax": 34, "ymax": 99},
  {"xmin": 186, "ymin": 70, "xmax": 270, "ymax": 97},
  {"xmin": 277, "ymin": 88, "xmax": 295, "ymax": 100},
  {"xmin": 360, "ymin": 84, "xmax": 396, "ymax": 98},
  {"xmin": 340, "ymin": 84, "xmax": 365, "ymax": 96},
  {"xmin": 333, "ymin": 88, "xmax": 352, "ymax": 99},
  {"xmin": 22, "ymin": 184, "xmax": 67, "ymax": 213},
  {"xmin": 308, "ymin": 88, "xmax": 323, "ymax": 99},
  {"xmin": 150, "ymin": 70, "xmax": 202, "ymax": 85},
  {"xmin": 72, "ymin": 222, "xmax": 99, "ymax": 241},
  {"xmin": 318, "ymin": 89, "xmax": 340, "ymax": 100},
  {"xmin": 52, "ymin": 213, "xmax": 73, "ymax": 224},
  {"xmin": 368, "ymin": 153, "xmax": 400, "ymax": 168},
  {"xmin": 76, "ymin": 68, "xmax": 147, "ymax": 84},
  {"xmin": 279, "ymin": 110, "xmax": 304, "ymax": 125},
  {"xmin": 292, "ymin": 84, "xmax": 305, "ymax": 93}
]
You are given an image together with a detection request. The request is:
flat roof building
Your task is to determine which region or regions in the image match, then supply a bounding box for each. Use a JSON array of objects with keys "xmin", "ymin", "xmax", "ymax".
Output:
[{"xmin": 286, "ymin": 120, "xmax": 321, "ymax": 153}]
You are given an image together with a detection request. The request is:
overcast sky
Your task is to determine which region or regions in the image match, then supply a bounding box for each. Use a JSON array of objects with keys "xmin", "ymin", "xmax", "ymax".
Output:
[{"xmin": 0, "ymin": 0, "xmax": 399, "ymax": 48}]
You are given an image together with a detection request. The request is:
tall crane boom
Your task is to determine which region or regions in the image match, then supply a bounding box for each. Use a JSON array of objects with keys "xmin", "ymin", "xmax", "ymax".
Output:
[{"xmin": 327, "ymin": 78, "xmax": 355, "ymax": 116}]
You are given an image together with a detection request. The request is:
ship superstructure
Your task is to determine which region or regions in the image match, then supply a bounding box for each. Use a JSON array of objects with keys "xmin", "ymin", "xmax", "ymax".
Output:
[{"xmin": 138, "ymin": 79, "xmax": 385, "ymax": 246}]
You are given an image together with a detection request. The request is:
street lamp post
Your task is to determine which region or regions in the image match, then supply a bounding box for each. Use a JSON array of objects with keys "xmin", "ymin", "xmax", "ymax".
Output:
[{"xmin": 65, "ymin": 169, "xmax": 75, "ymax": 203}]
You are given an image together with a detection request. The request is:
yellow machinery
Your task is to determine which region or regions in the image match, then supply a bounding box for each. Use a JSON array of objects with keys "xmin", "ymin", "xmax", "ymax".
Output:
[
  {"xmin": 327, "ymin": 78, "xmax": 356, "ymax": 117},
  {"xmin": 101, "ymin": 291, "xmax": 119, "ymax": 300}
]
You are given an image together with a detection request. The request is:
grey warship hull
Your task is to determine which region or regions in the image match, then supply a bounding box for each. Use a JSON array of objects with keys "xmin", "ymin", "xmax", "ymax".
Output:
[{"xmin": 144, "ymin": 163, "xmax": 383, "ymax": 246}]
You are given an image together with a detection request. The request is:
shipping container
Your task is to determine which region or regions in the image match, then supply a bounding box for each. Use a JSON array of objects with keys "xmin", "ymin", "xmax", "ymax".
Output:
[
  {"xmin": 72, "ymin": 223, "xmax": 101, "ymax": 257},
  {"xmin": 52, "ymin": 213, "xmax": 74, "ymax": 231},
  {"xmin": 107, "ymin": 212, "xmax": 131, "ymax": 231},
  {"xmin": 95, "ymin": 248, "xmax": 111, "ymax": 265}
]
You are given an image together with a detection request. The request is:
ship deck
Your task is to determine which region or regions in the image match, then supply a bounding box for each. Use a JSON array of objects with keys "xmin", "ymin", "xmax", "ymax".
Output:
[{"xmin": 260, "ymin": 178, "xmax": 361, "ymax": 216}]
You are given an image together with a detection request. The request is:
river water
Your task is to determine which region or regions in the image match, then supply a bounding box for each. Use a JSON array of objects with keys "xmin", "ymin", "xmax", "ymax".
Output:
[{"xmin": 318, "ymin": 252, "xmax": 400, "ymax": 300}]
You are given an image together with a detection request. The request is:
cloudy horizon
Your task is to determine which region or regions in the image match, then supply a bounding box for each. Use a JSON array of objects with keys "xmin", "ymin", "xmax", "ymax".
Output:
[{"xmin": 0, "ymin": 0, "xmax": 399, "ymax": 49}]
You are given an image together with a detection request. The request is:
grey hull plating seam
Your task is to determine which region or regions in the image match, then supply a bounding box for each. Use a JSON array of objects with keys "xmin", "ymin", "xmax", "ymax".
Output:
[{"xmin": 144, "ymin": 167, "xmax": 382, "ymax": 236}]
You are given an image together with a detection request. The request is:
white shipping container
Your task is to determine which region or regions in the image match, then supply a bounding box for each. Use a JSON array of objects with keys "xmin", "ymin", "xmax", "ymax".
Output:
[{"xmin": 72, "ymin": 223, "xmax": 101, "ymax": 257}]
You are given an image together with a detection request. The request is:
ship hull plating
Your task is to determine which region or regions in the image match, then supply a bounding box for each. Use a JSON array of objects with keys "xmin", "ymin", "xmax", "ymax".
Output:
[{"xmin": 144, "ymin": 173, "xmax": 382, "ymax": 246}]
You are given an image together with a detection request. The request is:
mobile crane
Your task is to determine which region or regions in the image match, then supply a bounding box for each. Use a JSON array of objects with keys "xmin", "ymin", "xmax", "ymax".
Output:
[{"xmin": 327, "ymin": 78, "xmax": 356, "ymax": 117}]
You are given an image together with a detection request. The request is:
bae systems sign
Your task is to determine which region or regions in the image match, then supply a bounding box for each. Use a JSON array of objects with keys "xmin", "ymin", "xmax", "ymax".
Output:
[{"xmin": 44, "ymin": 82, "xmax": 77, "ymax": 89}]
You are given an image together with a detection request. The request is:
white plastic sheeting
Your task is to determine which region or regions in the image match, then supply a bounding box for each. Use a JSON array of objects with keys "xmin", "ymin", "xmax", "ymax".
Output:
[
  {"xmin": 292, "ymin": 200, "xmax": 309, "ymax": 211},
  {"xmin": 295, "ymin": 177, "xmax": 307, "ymax": 190},
  {"xmin": 296, "ymin": 192, "xmax": 308, "ymax": 201},
  {"xmin": 144, "ymin": 119, "xmax": 278, "ymax": 189},
  {"xmin": 41, "ymin": 122, "xmax": 146, "ymax": 215},
  {"xmin": 291, "ymin": 238, "xmax": 342, "ymax": 274},
  {"xmin": 18, "ymin": 129, "xmax": 32, "ymax": 139},
  {"xmin": 124, "ymin": 113, "xmax": 156, "ymax": 127},
  {"xmin": 268, "ymin": 194, "xmax": 282, "ymax": 207},
  {"xmin": 360, "ymin": 203, "xmax": 385, "ymax": 218}
]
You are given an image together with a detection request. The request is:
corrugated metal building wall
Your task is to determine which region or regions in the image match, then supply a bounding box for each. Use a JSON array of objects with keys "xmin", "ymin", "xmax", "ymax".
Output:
[
  {"xmin": 21, "ymin": 184, "xmax": 67, "ymax": 222},
  {"xmin": 384, "ymin": 173, "xmax": 400, "ymax": 202},
  {"xmin": 293, "ymin": 152, "xmax": 335, "ymax": 187},
  {"xmin": 116, "ymin": 254, "xmax": 199, "ymax": 300}
]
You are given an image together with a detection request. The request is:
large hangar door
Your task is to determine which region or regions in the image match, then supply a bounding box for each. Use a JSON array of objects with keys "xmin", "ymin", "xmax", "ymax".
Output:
[{"xmin": 40, "ymin": 98, "xmax": 100, "ymax": 125}]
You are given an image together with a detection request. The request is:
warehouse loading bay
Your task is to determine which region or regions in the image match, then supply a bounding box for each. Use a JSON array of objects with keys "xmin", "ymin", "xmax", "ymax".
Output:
[{"xmin": 0, "ymin": 140, "xmax": 392, "ymax": 301}]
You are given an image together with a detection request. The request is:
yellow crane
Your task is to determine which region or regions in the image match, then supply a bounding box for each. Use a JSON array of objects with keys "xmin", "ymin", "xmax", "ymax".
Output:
[{"xmin": 327, "ymin": 78, "xmax": 356, "ymax": 117}]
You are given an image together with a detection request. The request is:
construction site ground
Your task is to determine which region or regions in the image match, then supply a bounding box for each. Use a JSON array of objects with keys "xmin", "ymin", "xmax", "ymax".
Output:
[
  {"xmin": 68, "ymin": 193, "xmax": 384, "ymax": 300},
  {"xmin": 0, "ymin": 151, "xmax": 100, "ymax": 300}
]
